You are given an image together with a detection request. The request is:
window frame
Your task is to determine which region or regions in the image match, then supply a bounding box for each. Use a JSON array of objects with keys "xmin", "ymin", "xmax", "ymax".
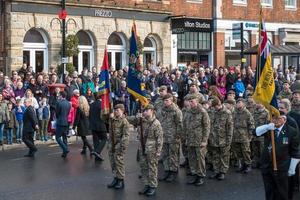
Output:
[
  {"xmin": 233, "ymin": 0, "xmax": 247, "ymax": 6},
  {"xmin": 186, "ymin": 0, "xmax": 203, "ymax": 4},
  {"xmin": 285, "ymin": 0, "xmax": 297, "ymax": 10},
  {"xmin": 261, "ymin": 0, "xmax": 273, "ymax": 8}
]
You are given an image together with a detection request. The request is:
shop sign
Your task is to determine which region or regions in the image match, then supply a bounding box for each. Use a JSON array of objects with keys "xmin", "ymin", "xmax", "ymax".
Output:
[
  {"xmin": 171, "ymin": 18, "xmax": 213, "ymax": 34},
  {"xmin": 94, "ymin": 9, "xmax": 113, "ymax": 18}
]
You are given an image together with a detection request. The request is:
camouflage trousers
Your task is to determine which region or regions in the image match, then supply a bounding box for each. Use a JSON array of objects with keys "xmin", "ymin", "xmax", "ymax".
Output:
[
  {"xmin": 108, "ymin": 149, "xmax": 126, "ymax": 179},
  {"xmin": 210, "ymin": 146, "xmax": 231, "ymax": 174},
  {"xmin": 161, "ymin": 142, "xmax": 180, "ymax": 172},
  {"xmin": 206, "ymin": 146, "xmax": 213, "ymax": 165},
  {"xmin": 232, "ymin": 142, "xmax": 252, "ymax": 166},
  {"xmin": 180, "ymin": 137, "xmax": 188, "ymax": 159},
  {"xmin": 251, "ymin": 140, "xmax": 264, "ymax": 165},
  {"xmin": 139, "ymin": 150, "xmax": 159, "ymax": 188},
  {"xmin": 188, "ymin": 146, "xmax": 207, "ymax": 177}
]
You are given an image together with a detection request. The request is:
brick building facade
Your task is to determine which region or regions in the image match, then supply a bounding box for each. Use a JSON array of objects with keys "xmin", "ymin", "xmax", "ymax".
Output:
[{"xmin": 214, "ymin": 0, "xmax": 300, "ymax": 69}]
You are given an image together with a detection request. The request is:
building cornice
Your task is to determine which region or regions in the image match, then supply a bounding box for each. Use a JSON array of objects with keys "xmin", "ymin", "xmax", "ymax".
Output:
[{"xmin": 10, "ymin": 0, "xmax": 172, "ymax": 15}]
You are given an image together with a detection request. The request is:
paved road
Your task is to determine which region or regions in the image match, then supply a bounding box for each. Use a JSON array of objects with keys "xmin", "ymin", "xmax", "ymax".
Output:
[{"xmin": 0, "ymin": 138, "xmax": 299, "ymax": 200}]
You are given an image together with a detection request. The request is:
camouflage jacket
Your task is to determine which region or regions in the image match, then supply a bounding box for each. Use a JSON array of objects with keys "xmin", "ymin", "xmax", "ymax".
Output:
[
  {"xmin": 208, "ymin": 106, "xmax": 233, "ymax": 147},
  {"xmin": 184, "ymin": 105, "xmax": 210, "ymax": 147},
  {"xmin": 127, "ymin": 115, "xmax": 163, "ymax": 156},
  {"xmin": 253, "ymin": 106, "xmax": 270, "ymax": 142},
  {"xmin": 232, "ymin": 107, "xmax": 255, "ymax": 143},
  {"xmin": 184, "ymin": 92, "xmax": 204, "ymax": 103},
  {"xmin": 278, "ymin": 89, "xmax": 292, "ymax": 100},
  {"xmin": 109, "ymin": 116, "xmax": 130, "ymax": 152},
  {"xmin": 181, "ymin": 107, "xmax": 190, "ymax": 140},
  {"xmin": 154, "ymin": 96, "xmax": 164, "ymax": 112},
  {"xmin": 156, "ymin": 103, "xmax": 183, "ymax": 143}
]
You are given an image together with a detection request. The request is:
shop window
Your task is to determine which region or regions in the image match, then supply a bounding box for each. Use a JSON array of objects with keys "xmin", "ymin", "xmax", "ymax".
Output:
[
  {"xmin": 73, "ymin": 30, "xmax": 94, "ymax": 73},
  {"xmin": 23, "ymin": 28, "xmax": 48, "ymax": 73},
  {"xmin": 107, "ymin": 32, "xmax": 127, "ymax": 70},
  {"xmin": 143, "ymin": 37, "xmax": 157, "ymax": 67}
]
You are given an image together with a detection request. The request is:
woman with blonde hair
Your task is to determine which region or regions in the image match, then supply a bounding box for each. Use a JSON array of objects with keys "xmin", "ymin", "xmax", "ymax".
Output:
[{"xmin": 74, "ymin": 96, "xmax": 93, "ymax": 155}]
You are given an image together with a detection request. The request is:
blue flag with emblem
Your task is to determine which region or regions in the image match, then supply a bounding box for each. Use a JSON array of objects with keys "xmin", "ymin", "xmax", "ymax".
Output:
[{"xmin": 127, "ymin": 22, "xmax": 149, "ymax": 106}]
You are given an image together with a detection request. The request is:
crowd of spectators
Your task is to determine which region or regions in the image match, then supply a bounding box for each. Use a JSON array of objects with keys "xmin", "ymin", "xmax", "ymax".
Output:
[{"xmin": 0, "ymin": 61, "xmax": 299, "ymax": 146}]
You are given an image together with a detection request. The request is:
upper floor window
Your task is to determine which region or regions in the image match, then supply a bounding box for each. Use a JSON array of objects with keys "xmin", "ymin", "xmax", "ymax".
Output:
[
  {"xmin": 186, "ymin": 0, "xmax": 203, "ymax": 3},
  {"xmin": 233, "ymin": 0, "xmax": 247, "ymax": 5},
  {"xmin": 261, "ymin": 0, "xmax": 272, "ymax": 7},
  {"xmin": 285, "ymin": 0, "xmax": 297, "ymax": 9}
]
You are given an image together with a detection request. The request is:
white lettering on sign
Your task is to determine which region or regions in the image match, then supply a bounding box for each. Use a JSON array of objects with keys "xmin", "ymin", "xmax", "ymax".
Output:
[
  {"xmin": 95, "ymin": 9, "xmax": 112, "ymax": 18},
  {"xmin": 184, "ymin": 21, "xmax": 210, "ymax": 29}
]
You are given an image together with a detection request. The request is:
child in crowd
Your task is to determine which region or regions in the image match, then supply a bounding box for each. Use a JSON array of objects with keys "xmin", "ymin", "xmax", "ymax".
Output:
[
  {"xmin": 6, "ymin": 103, "xmax": 17, "ymax": 145},
  {"xmin": 15, "ymin": 98, "xmax": 25, "ymax": 144},
  {"xmin": 38, "ymin": 96, "xmax": 50, "ymax": 142}
]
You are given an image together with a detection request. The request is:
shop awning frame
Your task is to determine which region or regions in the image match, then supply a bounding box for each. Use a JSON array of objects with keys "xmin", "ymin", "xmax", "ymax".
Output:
[{"xmin": 244, "ymin": 45, "xmax": 300, "ymax": 56}]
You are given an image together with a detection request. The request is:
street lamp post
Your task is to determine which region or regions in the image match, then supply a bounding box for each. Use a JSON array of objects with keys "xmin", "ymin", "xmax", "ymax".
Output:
[
  {"xmin": 50, "ymin": 1, "xmax": 77, "ymax": 83},
  {"xmin": 61, "ymin": 0, "xmax": 66, "ymax": 82}
]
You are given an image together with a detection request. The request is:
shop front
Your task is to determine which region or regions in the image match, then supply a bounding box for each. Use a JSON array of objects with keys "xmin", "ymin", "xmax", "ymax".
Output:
[{"xmin": 171, "ymin": 18, "xmax": 213, "ymax": 68}]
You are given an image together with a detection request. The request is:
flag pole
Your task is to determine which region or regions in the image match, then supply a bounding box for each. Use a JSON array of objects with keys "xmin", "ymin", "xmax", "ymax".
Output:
[
  {"xmin": 268, "ymin": 105, "xmax": 278, "ymax": 171},
  {"xmin": 258, "ymin": 7, "xmax": 277, "ymax": 172}
]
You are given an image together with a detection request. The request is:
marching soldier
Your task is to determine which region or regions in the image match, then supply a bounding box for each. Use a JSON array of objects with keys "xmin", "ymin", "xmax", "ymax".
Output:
[
  {"xmin": 180, "ymin": 95, "xmax": 191, "ymax": 169},
  {"xmin": 251, "ymin": 103, "xmax": 270, "ymax": 168},
  {"xmin": 154, "ymin": 85, "xmax": 168, "ymax": 112},
  {"xmin": 184, "ymin": 83, "xmax": 205, "ymax": 104},
  {"xmin": 232, "ymin": 98, "xmax": 255, "ymax": 173},
  {"xmin": 157, "ymin": 93, "xmax": 183, "ymax": 182},
  {"xmin": 107, "ymin": 104, "xmax": 130, "ymax": 189},
  {"xmin": 208, "ymin": 96, "xmax": 233, "ymax": 180},
  {"xmin": 127, "ymin": 104, "xmax": 163, "ymax": 196},
  {"xmin": 184, "ymin": 94, "xmax": 210, "ymax": 186}
]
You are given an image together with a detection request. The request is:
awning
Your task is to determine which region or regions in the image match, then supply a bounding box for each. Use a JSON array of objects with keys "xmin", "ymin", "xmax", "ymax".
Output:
[{"xmin": 244, "ymin": 45, "xmax": 300, "ymax": 56}]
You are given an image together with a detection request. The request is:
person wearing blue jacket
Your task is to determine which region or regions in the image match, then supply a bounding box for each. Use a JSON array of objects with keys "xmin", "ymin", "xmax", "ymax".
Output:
[{"xmin": 15, "ymin": 98, "xmax": 26, "ymax": 144}]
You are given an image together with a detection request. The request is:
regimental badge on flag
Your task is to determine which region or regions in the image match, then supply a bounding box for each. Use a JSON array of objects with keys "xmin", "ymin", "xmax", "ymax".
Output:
[
  {"xmin": 253, "ymin": 9, "xmax": 279, "ymax": 117},
  {"xmin": 127, "ymin": 22, "xmax": 149, "ymax": 106},
  {"xmin": 98, "ymin": 49, "xmax": 111, "ymax": 115}
]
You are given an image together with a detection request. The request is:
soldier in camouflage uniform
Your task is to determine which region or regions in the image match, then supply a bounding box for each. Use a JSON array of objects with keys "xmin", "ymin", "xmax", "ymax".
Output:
[
  {"xmin": 278, "ymin": 81, "xmax": 293, "ymax": 100},
  {"xmin": 180, "ymin": 95, "xmax": 191, "ymax": 169},
  {"xmin": 251, "ymin": 103, "xmax": 270, "ymax": 168},
  {"xmin": 184, "ymin": 94, "xmax": 210, "ymax": 186},
  {"xmin": 184, "ymin": 83, "xmax": 205, "ymax": 104},
  {"xmin": 208, "ymin": 96, "xmax": 233, "ymax": 180},
  {"xmin": 232, "ymin": 98, "xmax": 255, "ymax": 173},
  {"xmin": 246, "ymin": 95, "xmax": 256, "ymax": 117},
  {"xmin": 227, "ymin": 90, "xmax": 236, "ymax": 101},
  {"xmin": 154, "ymin": 85, "xmax": 168, "ymax": 112},
  {"xmin": 127, "ymin": 104, "xmax": 163, "ymax": 196},
  {"xmin": 156, "ymin": 93, "xmax": 183, "ymax": 182},
  {"xmin": 107, "ymin": 104, "xmax": 130, "ymax": 189}
]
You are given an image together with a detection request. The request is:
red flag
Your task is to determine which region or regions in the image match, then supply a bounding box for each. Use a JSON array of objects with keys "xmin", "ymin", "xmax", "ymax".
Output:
[{"xmin": 98, "ymin": 49, "xmax": 111, "ymax": 114}]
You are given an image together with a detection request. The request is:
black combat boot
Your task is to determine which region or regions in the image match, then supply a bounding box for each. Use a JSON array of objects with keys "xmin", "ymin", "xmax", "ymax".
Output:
[
  {"xmin": 107, "ymin": 178, "xmax": 118, "ymax": 188},
  {"xmin": 243, "ymin": 165, "xmax": 252, "ymax": 174},
  {"xmin": 165, "ymin": 171, "xmax": 177, "ymax": 182},
  {"xmin": 217, "ymin": 173, "xmax": 225, "ymax": 180},
  {"xmin": 159, "ymin": 171, "xmax": 170, "ymax": 181},
  {"xmin": 209, "ymin": 172, "xmax": 219, "ymax": 179},
  {"xmin": 194, "ymin": 176, "xmax": 204, "ymax": 186},
  {"xmin": 145, "ymin": 187, "xmax": 156, "ymax": 196},
  {"xmin": 138, "ymin": 185, "xmax": 149, "ymax": 195},
  {"xmin": 186, "ymin": 175, "xmax": 197, "ymax": 185},
  {"xmin": 180, "ymin": 158, "xmax": 189, "ymax": 168},
  {"xmin": 80, "ymin": 148, "xmax": 86, "ymax": 155},
  {"xmin": 114, "ymin": 179, "xmax": 124, "ymax": 189}
]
